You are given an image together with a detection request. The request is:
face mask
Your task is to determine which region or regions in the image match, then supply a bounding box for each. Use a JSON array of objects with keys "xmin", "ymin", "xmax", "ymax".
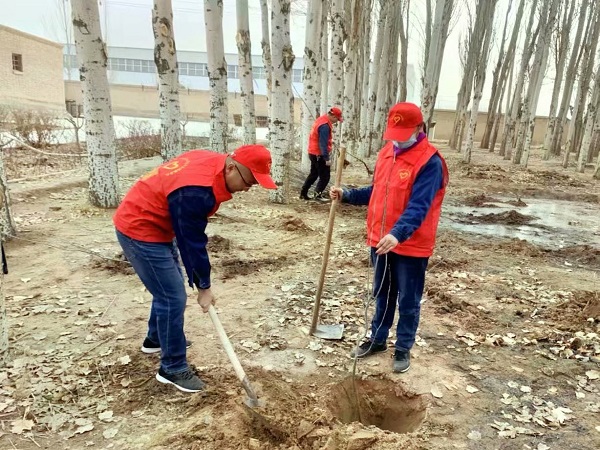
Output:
[{"xmin": 393, "ymin": 134, "xmax": 417, "ymax": 149}]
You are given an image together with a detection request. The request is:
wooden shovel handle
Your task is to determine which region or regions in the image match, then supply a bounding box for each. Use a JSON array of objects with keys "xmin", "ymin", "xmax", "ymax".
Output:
[{"xmin": 310, "ymin": 146, "xmax": 347, "ymax": 334}]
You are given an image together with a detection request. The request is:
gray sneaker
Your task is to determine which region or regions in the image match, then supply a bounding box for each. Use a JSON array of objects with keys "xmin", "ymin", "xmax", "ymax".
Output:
[
  {"xmin": 393, "ymin": 350, "xmax": 411, "ymax": 373},
  {"xmin": 156, "ymin": 367, "xmax": 206, "ymax": 393}
]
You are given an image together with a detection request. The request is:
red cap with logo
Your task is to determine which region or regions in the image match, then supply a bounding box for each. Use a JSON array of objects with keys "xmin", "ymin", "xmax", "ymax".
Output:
[
  {"xmin": 383, "ymin": 102, "xmax": 423, "ymax": 141},
  {"xmin": 329, "ymin": 107, "xmax": 343, "ymax": 122},
  {"xmin": 231, "ymin": 145, "xmax": 277, "ymax": 189}
]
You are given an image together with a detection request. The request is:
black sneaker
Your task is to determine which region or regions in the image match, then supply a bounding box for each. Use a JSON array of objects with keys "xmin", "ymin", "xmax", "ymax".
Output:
[
  {"xmin": 141, "ymin": 337, "xmax": 192, "ymax": 354},
  {"xmin": 156, "ymin": 367, "xmax": 206, "ymax": 393},
  {"xmin": 313, "ymin": 192, "xmax": 330, "ymax": 202},
  {"xmin": 350, "ymin": 340, "xmax": 387, "ymax": 358},
  {"xmin": 393, "ymin": 350, "xmax": 411, "ymax": 373},
  {"xmin": 300, "ymin": 193, "xmax": 310, "ymax": 200}
]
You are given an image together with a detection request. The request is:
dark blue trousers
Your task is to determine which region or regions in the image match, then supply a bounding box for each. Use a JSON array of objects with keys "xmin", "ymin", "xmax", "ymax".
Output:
[{"xmin": 369, "ymin": 248, "xmax": 428, "ymax": 352}]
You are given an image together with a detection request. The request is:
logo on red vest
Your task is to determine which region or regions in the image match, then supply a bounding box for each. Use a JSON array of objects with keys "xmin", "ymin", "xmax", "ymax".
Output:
[
  {"xmin": 162, "ymin": 157, "xmax": 190, "ymax": 176},
  {"xmin": 398, "ymin": 169, "xmax": 411, "ymax": 180}
]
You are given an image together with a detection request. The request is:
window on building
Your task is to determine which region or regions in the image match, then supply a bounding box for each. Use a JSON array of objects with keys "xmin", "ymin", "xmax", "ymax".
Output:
[
  {"xmin": 179, "ymin": 62, "xmax": 208, "ymax": 77},
  {"xmin": 252, "ymin": 66, "xmax": 265, "ymax": 79},
  {"xmin": 292, "ymin": 68, "xmax": 303, "ymax": 83},
  {"xmin": 227, "ymin": 64, "xmax": 238, "ymax": 79},
  {"xmin": 63, "ymin": 54, "xmax": 78, "ymax": 69},
  {"xmin": 12, "ymin": 53, "xmax": 23, "ymax": 72},
  {"xmin": 256, "ymin": 116, "xmax": 269, "ymax": 127}
]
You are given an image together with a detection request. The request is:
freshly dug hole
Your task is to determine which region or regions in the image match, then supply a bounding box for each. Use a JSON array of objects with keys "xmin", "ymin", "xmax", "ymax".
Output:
[{"xmin": 327, "ymin": 377, "xmax": 427, "ymax": 433}]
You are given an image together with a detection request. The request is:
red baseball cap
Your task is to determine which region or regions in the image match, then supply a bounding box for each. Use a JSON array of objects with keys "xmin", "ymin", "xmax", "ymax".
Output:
[
  {"xmin": 329, "ymin": 107, "xmax": 343, "ymax": 122},
  {"xmin": 231, "ymin": 145, "xmax": 277, "ymax": 189},
  {"xmin": 383, "ymin": 102, "xmax": 423, "ymax": 141}
]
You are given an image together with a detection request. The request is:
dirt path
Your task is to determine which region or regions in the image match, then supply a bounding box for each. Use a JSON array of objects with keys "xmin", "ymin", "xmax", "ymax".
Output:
[{"xmin": 1, "ymin": 146, "xmax": 599, "ymax": 450}]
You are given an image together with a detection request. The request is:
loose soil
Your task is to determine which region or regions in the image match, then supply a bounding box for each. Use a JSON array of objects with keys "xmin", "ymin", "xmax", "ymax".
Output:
[{"xmin": 1, "ymin": 144, "xmax": 599, "ymax": 450}]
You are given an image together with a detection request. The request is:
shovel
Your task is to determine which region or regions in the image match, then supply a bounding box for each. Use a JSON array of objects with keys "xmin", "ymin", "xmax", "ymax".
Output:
[
  {"xmin": 309, "ymin": 146, "xmax": 347, "ymax": 340},
  {"xmin": 207, "ymin": 305, "xmax": 261, "ymax": 408}
]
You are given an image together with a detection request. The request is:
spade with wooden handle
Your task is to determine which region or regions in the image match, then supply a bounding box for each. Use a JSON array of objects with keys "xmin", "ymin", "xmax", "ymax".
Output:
[
  {"xmin": 208, "ymin": 305, "xmax": 261, "ymax": 407},
  {"xmin": 309, "ymin": 146, "xmax": 347, "ymax": 340}
]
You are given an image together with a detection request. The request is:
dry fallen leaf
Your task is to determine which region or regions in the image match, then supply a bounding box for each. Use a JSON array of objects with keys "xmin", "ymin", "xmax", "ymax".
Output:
[
  {"xmin": 98, "ymin": 410, "xmax": 113, "ymax": 422},
  {"xmin": 103, "ymin": 428, "xmax": 118, "ymax": 439},
  {"xmin": 466, "ymin": 385, "xmax": 479, "ymax": 394},
  {"xmin": 586, "ymin": 370, "xmax": 599, "ymax": 380},
  {"xmin": 75, "ymin": 424, "xmax": 94, "ymax": 434},
  {"xmin": 11, "ymin": 419, "xmax": 34, "ymax": 434},
  {"xmin": 520, "ymin": 386, "xmax": 532, "ymax": 393},
  {"xmin": 430, "ymin": 385, "xmax": 444, "ymax": 398},
  {"xmin": 467, "ymin": 430, "xmax": 481, "ymax": 440},
  {"xmin": 118, "ymin": 355, "xmax": 131, "ymax": 365},
  {"xmin": 537, "ymin": 444, "xmax": 550, "ymax": 450}
]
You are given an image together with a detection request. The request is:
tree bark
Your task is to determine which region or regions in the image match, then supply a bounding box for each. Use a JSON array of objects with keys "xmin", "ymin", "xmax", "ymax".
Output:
[
  {"xmin": 577, "ymin": 53, "xmax": 600, "ymax": 172},
  {"xmin": 269, "ymin": 0, "xmax": 295, "ymax": 203},
  {"xmin": 204, "ymin": 0, "xmax": 229, "ymax": 153},
  {"xmin": 236, "ymin": 0, "xmax": 256, "ymax": 145},
  {"xmin": 302, "ymin": 0, "xmax": 323, "ymax": 171},
  {"xmin": 153, "ymin": 0, "xmax": 183, "ymax": 161},
  {"xmin": 463, "ymin": 0, "xmax": 498, "ymax": 163},
  {"xmin": 421, "ymin": 0, "xmax": 454, "ymax": 129},
  {"xmin": 397, "ymin": 0, "xmax": 409, "ymax": 102},
  {"xmin": 328, "ymin": 0, "xmax": 345, "ymax": 109},
  {"xmin": 260, "ymin": 0, "xmax": 272, "ymax": 126},
  {"xmin": 71, "ymin": 0, "xmax": 120, "ymax": 208},
  {"xmin": 320, "ymin": 0, "xmax": 330, "ymax": 116}
]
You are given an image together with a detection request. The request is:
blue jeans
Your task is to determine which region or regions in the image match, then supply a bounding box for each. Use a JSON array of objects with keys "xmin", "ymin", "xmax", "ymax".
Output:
[
  {"xmin": 369, "ymin": 248, "xmax": 429, "ymax": 352},
  {"xmin": 116, "ymin": 230, "xmax": 189, "ymax": 373}
]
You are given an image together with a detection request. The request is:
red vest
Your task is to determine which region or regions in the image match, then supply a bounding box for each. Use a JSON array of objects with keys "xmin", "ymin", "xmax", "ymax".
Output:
[
  {"xmin": 113, "ymin": 150, "xmax": 233, "ymax": 242},
  {"xmin": 308, "ymin": 115, "xmax": 333, "ymax": 156},
  {"xmin": 367, "ymin": 140, "xmax": 448, "ymax": 257}
]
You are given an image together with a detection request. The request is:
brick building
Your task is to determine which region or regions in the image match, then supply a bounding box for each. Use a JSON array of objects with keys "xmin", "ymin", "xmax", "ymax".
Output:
[{"xmin": 0, "ymin": 25, "xmax": 65, "ymax": 112}]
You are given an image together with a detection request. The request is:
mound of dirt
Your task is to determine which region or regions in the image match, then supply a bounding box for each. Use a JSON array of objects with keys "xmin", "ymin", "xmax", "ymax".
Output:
[
  {"xmin": 549, "ymin": 245, "xmax": 600, "ymax": 269},
  {"xmin": 218, "ymin": 256, "xmax": 291, "ymax": 279},
  {"xmin": 462, "ymin": 194, "xmax": 502, "ymax": 207},
  {"xmin": 542, "ymin": 291, "xmax": 600, "ymax": 332},
  {"xmin": 468, "ymin": 210, "xmax": 537, "ymax": 225},
  {"xmin": 280, "ymin": 215, "xmax": 312, "ymax": 232},
  {"xmin": 90, "ymin": 251, "xmax": 135, "ymax": 275},
  {"xmin": 208, "ymin": 234, "xmax": 232, "ymax": 253}
]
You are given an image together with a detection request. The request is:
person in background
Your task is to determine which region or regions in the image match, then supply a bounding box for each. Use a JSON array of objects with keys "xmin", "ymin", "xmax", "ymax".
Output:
[
  {"xmin": 113, "ymin": 145, "xmax": 277, "ymax": 392},
  {"xmin": 300, "ymin": 107, "xmax": 343, "ymax": 201},
  {"xmin": 330, "ymin": 102, "xmax": 448, "ymax": 373}
]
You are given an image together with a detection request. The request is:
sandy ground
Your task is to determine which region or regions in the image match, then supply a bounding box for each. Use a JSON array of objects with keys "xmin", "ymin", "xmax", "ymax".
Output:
[{"xmin": 0, "ymin": 144, "xmax": 599, "ymax": 450}]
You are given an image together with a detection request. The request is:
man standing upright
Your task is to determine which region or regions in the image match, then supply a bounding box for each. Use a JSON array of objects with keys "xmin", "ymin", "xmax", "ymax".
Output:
[
  {"xmin": 330, "ymin": 102, "xmax": 448, "ymax": 373},
  {"xmin": 300, "ymin": 107, "xmax": 343, "ymax": 201}
]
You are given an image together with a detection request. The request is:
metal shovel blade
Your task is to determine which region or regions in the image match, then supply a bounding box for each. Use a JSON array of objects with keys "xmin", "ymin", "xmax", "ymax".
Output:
[{"xmin": 312, "ymin": 324, "xmax": 345, "ymax": 340}]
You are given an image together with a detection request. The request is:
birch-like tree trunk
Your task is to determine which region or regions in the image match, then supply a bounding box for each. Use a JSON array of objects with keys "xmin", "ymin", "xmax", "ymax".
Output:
[
  {"xmin": 320, "ymin": 1, "xmax": 329, "ymax": 116},
  {"xmin": 236, "ymin": 0, "xmax": 256, "ymax": 145},
  {"xmin": 302, "ymin": 0, "xmax": 323, "ymax": 171},
  {"xmin": 563, "ymin": 5, "xmax": 600, "ymax": 167},
  {"xmin": 397, "ymin": 0, "xmax": 409, "ymax": 102},
  {"xmin": 0, "ymin": 262, "xmax": 5, "ymax": 362},
  {"xmin": 71, "ymin": 0, "xmax": 119, "ymax": 208},
  {"xmin": 328, "ymin": 0, "xmax": 345, "ymax": 109},
  {"xmin": 499, "ymin": 0, "xmax": 538, "ymax": 160},
  {"xmin": 342, "ymin": 0, "xmax": 361, "ymax": 152},
  {"xmin": 422, "ymin": 0, "xmax": 433, "ymax": 87},
  {"xmin": 549, "ymin": 0, "xmax": 591, "ymax": 158},
  {"xmin": 0, "ymin": 146, "xmax": 7, "ymax": 359},
  {"xmin": 578, "ymin": 58, "xmax": 600, "ymax": 172},
  {"xmin": 153, "ymin": 0, "xmax": 182, "ymax": 161},
  {"xmin": 205, "ymin": 0, "xmax": 228, "ymax": 153},
  {"xmin": 490, "ymin": 54, "xmax": 515, "ymax": 152},
  {"xmin": 421, "ymin": 0, "xmax": 454, "ymax": 128},
  {"xmin": 260, "ymin": 0, "xmax": 272, "ymax": 125},
  {"xmin": 269, "ymin": 0, "xmax": 294, "ymax": 203},
  {"xmin": 539, "ymin": 0, "xmax": 576, "ymax": 160},
  {"xmin": 463, "ymin": 0, "xmax": 497, "ymax": 163},
  {"xmin": 358, "ymin": 0, "xmax": 372, "ymax": 141},
  {"xmin": 518, "ymin": 0, "xmax": 560, "ymax": 167},
  {"xmin": 450, "ymin": 0, "xmax": 487, "ymax": 151},
  {"xmin": 360, "ymin": 0, "xmax": 387, "ymax": 157},
  {"xmin": 481, "ymin": 0, "xmax": 520, "ymax": 149}
]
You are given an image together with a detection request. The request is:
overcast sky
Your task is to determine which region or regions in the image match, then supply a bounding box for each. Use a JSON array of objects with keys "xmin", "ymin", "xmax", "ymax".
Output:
[{"xmin": 0, "ymin": 0, "xmax": 559, "ymax": 114}]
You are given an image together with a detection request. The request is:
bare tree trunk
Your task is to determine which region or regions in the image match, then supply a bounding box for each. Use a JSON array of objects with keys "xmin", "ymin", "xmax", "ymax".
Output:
[
  {"xmin": 236, "ymin": 0, "xmax": 256, "ymax": 145},
  {"xmin": 153, "ymin": 0, "xmax": 182, "ymax": 161},
  {"xmin": 563, "ymin": 5, "xmax": 600, "ymax": 168},
  {"xmin": 397, "ymin": 0, "xmax": 409, "ymax": 102},
  {"xmin": 578, "ymin": 56, "xmax": 600, "ymax": 172},
  {"xmin": 540, "ymin": 0, "xmax": 576, "ymax": 160},
  {"xmin": 549, "ymin": 0, "xmax": 591, "ymax": 157},
  {"xmin": 481, "ymin": 0, "xmax": 521, "ymax": 149},
  {"xmin": 71, "ymin": 0, "xmax": 119, "ymax": 208},
  {"xmin": 464, "ymin": 0, "xmax": 498, "ymax": 164},
  {"xmin": 519, "ymin": 0, "xmax": 561, "ymax": 167},
  {"xmin": 421, "ymin": 0, "xmax": 454, "ymax": 129},
  {"xmin": 450, "ymin": 0, "xmax": 487, "ymax": 151},
  {"xmin": 320, "ymin": 0, "xmax": 329, "ymax": 116},
  {"xmin": 490, "ymin": 56, "xmax": 513, "ymax": 153},
  {"xmin": 269, "ymin": 0, "xmax": 295, "ymax": 204},
  {"xmin": 361, "ymin": 0, "xmax": 386, "ymax": 157},
  {"xmin": 422, "ymin": 0, "xmax": 433, "ymax": 88},
  {"xmin": 205, "ymin": 0, "xmax": 228, "ymax": 153},
  {"xmin": 358, "ymin": 0, "xmax": 372, "ymax": 147},
  {"xmin": 328, "ymin": 0, "xmax": 345, "ymax": 108},
  {"xmin": 499, "ymin": 0, "xmax": 538, "ymax": 160},
  {"xmin": 260, "ymin": 0, "xmax": 272, "ymax": 125},
  {"xmin": 302, "ymin": 0, "xmax": 323, "ymax": 171}
]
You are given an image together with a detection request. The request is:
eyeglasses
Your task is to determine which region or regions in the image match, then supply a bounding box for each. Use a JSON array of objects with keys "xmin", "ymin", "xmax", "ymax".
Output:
[{"xmin": 234, "ymin": 164, "xmax": 254, "ymax": 187}]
